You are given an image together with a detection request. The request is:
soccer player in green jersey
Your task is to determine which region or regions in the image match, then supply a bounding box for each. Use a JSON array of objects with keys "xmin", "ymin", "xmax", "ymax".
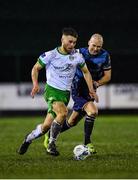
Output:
[{"xmin": 17, "ymin": 27, "xmax": 98, "ymax": 156}]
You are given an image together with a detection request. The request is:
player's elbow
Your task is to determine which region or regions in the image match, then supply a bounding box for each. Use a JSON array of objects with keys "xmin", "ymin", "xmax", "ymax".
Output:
[
  {"xmin": 107, "ymin": 70, "xmax": 112, "ymax": 82},
  {"xmin": 105, "ymin": 73, "xmax": 111, "ymax": 83}
]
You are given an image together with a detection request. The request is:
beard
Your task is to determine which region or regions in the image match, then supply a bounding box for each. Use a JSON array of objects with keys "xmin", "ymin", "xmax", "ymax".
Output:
[{"xmin": 63, "ymin": 45, "xmax": 73, "ymax": 53}]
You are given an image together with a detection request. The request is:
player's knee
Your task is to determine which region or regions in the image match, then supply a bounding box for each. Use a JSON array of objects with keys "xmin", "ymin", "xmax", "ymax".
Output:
[
  {"xmin": 57, "ymin": 108, "xmax": 68, "ymax": 119},
  {"xmin": 53, "ymin": 102, "xmax": 68, "ymax": 119},
  {"xmin": 87, "ymin": 109, "xmax": 98, "ymax": 117}
]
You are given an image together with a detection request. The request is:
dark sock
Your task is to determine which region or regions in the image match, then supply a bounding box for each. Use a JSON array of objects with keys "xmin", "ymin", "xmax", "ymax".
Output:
[
  {"xmin": 49, "ymin": 120, "xmax": 62, "ymax": 143},
  {"xmin": 60, "ymin": 119, "xmax": 71, "ymax": 132},
  {"xmin": 84, "ymin": 115, "xmax": 95, "ymax": 145},
  {"xmin": 60, "ymin": 111, "xmax": 85, "ymax": 133},
  {"xmin": 47, "ymin": 119, "xmax": 71, "ymax": 138}
]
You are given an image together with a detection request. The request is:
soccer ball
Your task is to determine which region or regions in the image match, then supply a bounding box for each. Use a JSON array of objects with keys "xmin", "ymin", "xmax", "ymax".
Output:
[{"xmin": 73, "ymin": 144, "xmax": 91, "ymax": 160}]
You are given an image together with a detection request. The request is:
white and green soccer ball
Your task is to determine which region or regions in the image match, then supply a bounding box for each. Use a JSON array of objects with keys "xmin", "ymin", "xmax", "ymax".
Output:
[{"xmin": 73, "ymin": 144, "xmax": 91, "ymax": 160}]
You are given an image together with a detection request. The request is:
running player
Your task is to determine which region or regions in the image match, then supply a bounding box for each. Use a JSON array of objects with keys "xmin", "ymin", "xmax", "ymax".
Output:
[
  {"xmin": 17, "ymin": 27, "xmax": 98, "ymax": 156},
  {"xmin": 44, "ymin": 33, "xmax": 111, "ymax": 154}
]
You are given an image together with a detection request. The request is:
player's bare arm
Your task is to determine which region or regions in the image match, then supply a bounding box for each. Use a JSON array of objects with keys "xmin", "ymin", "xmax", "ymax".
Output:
[
  {"xmin": 81, "ymin": 64, "xmax": 99, "ymax": 103},
  {"xmin": 96, "ymin": 69, "xmax": 111, "ymax": 87},
  {"xmin": 31, "ymin": 61, "xmax": 43, "ymax": 98}
]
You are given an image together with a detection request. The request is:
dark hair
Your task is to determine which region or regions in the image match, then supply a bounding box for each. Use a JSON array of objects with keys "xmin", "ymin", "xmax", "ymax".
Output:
[{"xmin": 62, "ymin": 27, "xmax": 78, "ymax": 38}]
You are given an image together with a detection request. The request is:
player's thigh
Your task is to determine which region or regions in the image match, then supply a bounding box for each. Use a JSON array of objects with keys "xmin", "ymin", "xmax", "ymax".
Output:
[{"xmin": 83, "ymin": 101, "xmax": 98, "ymax": 116}]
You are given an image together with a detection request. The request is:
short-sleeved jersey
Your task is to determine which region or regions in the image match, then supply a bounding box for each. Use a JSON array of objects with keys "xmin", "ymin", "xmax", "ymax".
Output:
[
  {"xmin": 72, "ymin": 47, "xmax": 111, "ymax": 100},
  {"xmin": 75, "ymin": 47, "xmax": 111, "ymax": 81},
  {"xmin": 38, "ymin": 48, "xmax": 85, "ymax": 91}
]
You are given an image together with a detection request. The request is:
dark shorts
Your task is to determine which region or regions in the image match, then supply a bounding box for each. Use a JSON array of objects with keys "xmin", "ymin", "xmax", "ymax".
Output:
[
  {"xmin": 71, "ymin": 76, "xmax": 97, "ymax": 112},
  {"xmin": 72, "ymin": 95, "xmax": 94, "ymax": 112}
]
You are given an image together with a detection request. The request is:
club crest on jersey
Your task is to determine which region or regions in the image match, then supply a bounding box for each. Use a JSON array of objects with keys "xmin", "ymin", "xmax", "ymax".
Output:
[{"xmin": 69, "ymin": 55, "xmax": 75, "ymax": 61}]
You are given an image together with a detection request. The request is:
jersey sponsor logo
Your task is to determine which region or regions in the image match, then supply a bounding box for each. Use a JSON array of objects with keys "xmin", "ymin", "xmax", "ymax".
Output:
[
  {"xmin": 63, "ymin": 64, "xmax": 73, "ymax": 71},
  {"xmin": 59, "ymin": 74, "xmax": 72, "ymax": 78},
  {"xmin": 92, "ymin": 57, "xmax": 106, "ymax": 63},
  {"xmin": 52, "ymin": 63, "xmax": 73, "ymax": 72}
]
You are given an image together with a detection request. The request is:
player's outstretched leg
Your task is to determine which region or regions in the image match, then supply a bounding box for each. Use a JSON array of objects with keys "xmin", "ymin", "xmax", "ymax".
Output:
[
  {"xmin": 17, "ymin": 124, "xmax": 43, "ymax": 155},
  {"xmin": 84, "ymin": 115, "xmax": 97, "ymax": 154},
  {"xmin": 17, "ymin": 134, "xmax": 32, "ymax": 155}
]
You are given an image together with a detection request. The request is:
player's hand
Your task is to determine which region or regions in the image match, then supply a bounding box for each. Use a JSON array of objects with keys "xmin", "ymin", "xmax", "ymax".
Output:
[
  {"xmin": 89, "ymin": 91, "xmax": 99, "ymax": 103},
  {"xmin": 30, "ymin": 84, "xmax": 40, "ymax": 98},
  {"xmin": 93, "ymin": 81, "xmax": 99, "ymax": 90}
]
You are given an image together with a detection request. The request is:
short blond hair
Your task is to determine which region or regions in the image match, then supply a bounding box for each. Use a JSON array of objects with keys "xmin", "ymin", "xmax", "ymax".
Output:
[{"xmin": 90, "ymin": 33, "xmax": 103, "ymax": 44}]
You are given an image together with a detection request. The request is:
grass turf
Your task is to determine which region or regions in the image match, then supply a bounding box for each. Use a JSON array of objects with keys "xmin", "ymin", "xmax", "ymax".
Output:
[{"xmin": 0, "ymin": 115, "xmax": 138, "ymax": 179}]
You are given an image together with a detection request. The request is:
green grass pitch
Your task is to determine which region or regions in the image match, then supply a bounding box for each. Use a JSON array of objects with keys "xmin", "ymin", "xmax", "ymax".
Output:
[{"xmin": 0, "ymin": 115, "xmax": 138, "ymax": 179}]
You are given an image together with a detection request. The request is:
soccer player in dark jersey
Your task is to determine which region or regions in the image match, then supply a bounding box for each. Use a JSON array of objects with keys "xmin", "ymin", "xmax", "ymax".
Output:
[{"xmin": 44, "ymin": 33, "xmax": 111, "ymax": 153}]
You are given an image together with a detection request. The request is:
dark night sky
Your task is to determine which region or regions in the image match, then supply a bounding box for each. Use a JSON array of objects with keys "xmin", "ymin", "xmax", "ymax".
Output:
[{"xmin": 0, "ymin": 0, "xmax": 138, "ymax": 83}]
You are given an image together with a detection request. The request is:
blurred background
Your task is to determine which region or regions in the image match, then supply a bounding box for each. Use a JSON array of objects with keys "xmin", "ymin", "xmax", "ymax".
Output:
[{"xmin": 0, "ymin": 0, "xmax": 138, "ymax": 115}]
